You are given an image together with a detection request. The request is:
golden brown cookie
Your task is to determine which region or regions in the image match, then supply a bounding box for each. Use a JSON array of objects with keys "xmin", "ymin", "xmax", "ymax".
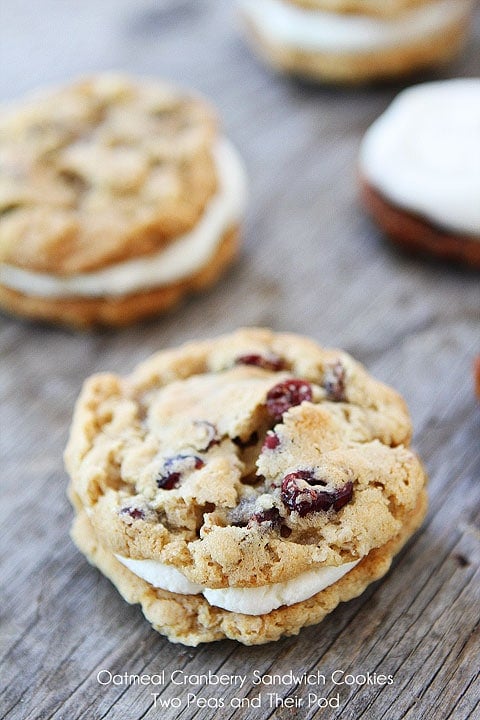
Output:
[
  {"xmin": 359, "ymin": 79, "xmax": 480, "ymax": 268},
  {"xmin": 289, "ymin": 0, "xmax": 431, "ymax": 17},
  {"xmin": 237, "ymin": 0, "xmax": 473, "ymax": 84},
  {"xmin": 0, "ymin": 74, "xmax": 247, "ymax": 327},
  {"xmin": 66, "ymin": 328, "xmax": 428, "ymax": 645}
]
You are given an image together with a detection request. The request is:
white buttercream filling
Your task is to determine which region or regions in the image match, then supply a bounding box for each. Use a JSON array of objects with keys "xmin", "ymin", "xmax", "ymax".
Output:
[
  {"xmin": 115, "ymin": 554, "xmax": 360, "ymax": 615},
  {"xmin": 0, "ymin": 137, "xmax": 247, "ymax": 298},
  {"xmin": 240, "ymin": 0, "xmax": 471, "ymax": 52},
  {"xmin": 360, "ymin": 78, "xmax": 480, "ymax": 236}
]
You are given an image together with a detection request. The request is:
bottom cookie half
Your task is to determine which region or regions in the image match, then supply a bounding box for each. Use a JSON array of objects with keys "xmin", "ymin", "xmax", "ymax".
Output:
[
  {"xmin": 71, "ymin": 489, "xmax": 428, "ymax": 646},
  {"xmin": 361, "ymin": 182, "xmax": 480, "ymax": 268},
  {"xmin": 0, "ymin": 227, "xmax": 239, "ymax": 328}
]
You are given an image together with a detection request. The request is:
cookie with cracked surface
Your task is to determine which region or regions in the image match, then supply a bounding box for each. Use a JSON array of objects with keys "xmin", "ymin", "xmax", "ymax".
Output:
[
  {"xmin": 66, "ymin": 328, "xmax": 428, "ymax": 645},
  {"xmin": 0, "ymin": 74, "xmax": 246, "ymax": 326},
  {"xmin": 237, "ymin": 0, "xmax": 473, "ymax": 84},
  {"xmin": 359, "ymin": 79, "xmax": 480, "ymax": 268}
]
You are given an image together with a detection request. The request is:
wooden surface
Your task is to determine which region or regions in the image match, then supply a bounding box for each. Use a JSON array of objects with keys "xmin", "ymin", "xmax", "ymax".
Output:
[{"xmin": 1, "ymin": 2, "xmax": 479, "ymax": 719}]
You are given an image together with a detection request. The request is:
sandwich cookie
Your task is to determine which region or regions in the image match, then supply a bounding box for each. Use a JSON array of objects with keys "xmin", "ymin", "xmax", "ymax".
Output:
[
  {"xmin": 66, "ymin": 328, "xmax": 428, "ymax": 645},
  {"xmin": 238, "ymin": 0, "xmax": 474, "ymax": 84},
  {"xmin": 359, "ymin": 79, "xmax": 480, "ymax": 267},
  {"xmin": 0, "ymin": 74, "xmax": 247, "ymax": 326}
]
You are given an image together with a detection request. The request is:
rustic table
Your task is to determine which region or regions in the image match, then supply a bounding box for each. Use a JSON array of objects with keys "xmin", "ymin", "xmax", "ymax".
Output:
[{"xmin": 1, "ymin": 2, "xmax": 479, "ymax": 719}]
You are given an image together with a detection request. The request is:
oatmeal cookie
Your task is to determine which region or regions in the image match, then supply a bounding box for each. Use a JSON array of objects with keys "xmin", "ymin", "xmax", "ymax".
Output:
[
  {"xmin": 66, "ymin": 328, "xmax": 427, "ymax": 645},
  {"xmin": 289, "ymin": 0, "xmax": 430, "ymax": 17},
  {"xmin": 238, "ymin": 0, "xmax": 473, "ymax": 84},
  {"xmin": 0, "ymin": 74, "xmax": 247, "ymax": 326}
]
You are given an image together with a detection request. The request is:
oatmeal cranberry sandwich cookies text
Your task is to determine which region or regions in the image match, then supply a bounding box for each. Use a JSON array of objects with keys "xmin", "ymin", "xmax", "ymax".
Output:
[
  {"xmin": 66, "ymin": 328, "xmax": 427, "ymax": 645},
  {"xmin": 0, "ymin": 74, "xmax": 247, "ymax": 326}
]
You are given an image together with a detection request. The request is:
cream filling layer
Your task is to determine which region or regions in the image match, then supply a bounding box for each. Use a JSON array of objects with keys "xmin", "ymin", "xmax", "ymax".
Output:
[
  {"xmin": 0, "ymin": 137, "xmax": 247, "ymax": 298},
  {"xmin": 360, "ymin": 78, "xmax": 480, "ymax": 236},
  {"xmin": 240, "ymin": 0, "xmax": 471, "ymax": 52},
  {"xmin": 115, "ymin": 554, "xmax": 360, "ymax": 616}
]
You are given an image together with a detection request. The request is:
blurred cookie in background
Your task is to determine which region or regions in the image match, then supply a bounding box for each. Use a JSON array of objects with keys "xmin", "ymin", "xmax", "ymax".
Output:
[
  {"xmin": 237, "ymin": 0, "xmax": 474, "ymax": 84},
  {"xmin": 359, "ymin": 78, "xmax": 480, "ymax": 267},
  {"xmin": 0, "ymin": 74, "xmax": 247, "ymax": 327}
]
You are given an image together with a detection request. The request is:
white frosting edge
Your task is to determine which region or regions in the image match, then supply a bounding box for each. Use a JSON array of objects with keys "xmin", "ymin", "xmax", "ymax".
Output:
[
  {"xmin": 239, "ymin": 0, "xmax": 471, "ymax": 52},
  {"xmin": 115, "ymin": 554, "xmax": 360, "ymax": 615},
  {"xmin": 360, "ymin": 78, "xmax": 480, "ymax": 236},
  {"xmin": 0, "ymin": 137, "xmax": 247, "ymax": 298},
  {"xmin": 115, "ymin": 555, "xmax": 205, "ymax": 595}
]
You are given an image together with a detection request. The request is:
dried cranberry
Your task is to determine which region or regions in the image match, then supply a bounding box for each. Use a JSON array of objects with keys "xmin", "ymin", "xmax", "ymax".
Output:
[
  {"xmin": 157, "ymin": 473, "xmax": 181, "ymax": 490},
  {"xmin": 266, "ymin": 379, "xmax": 313, "ymax": 420},
  {"xmin": 119, "ymin": 507, "xmax": 145, "ymax": 521},
  {"xmin": 324, "ymin": 361, "xmax": 346, "ymax": 402},
  {"xmin": 193, "ymin": 420, "xmax": 219, "ymax": 451},
  {"xmin": 281, "ymin": 473, "xmax": 330, "ymax": 517},
  {"xmin": 156, "ymin": 454, "xmax": 204, "ymax": 490},
  {"xmin": 332, "ymin": 481, "xmax": 354, "ymax": 511},
  {"xmin": 233, "ymin": 431, "xmax": 259, "ymax": 448},
  {"xmin": 281, "ymin": 473, "xmax": 353, "ymax": 517},
  {"xmin": 236, "ymin": 353, "xmax": 285, "ymax": 372},
  {"xmin": 249, "ymin": 507, "xmax": 281, "ymax": 527},
  {"xmin": 263, "ymin": 432, "xmax": 280, "ymax": 450}
]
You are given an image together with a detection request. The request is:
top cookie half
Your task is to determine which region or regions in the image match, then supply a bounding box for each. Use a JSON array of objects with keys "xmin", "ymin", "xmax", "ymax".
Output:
[
  {"xmin": 0, "ymin": 74, "xmax": 233, "ymax": 275},
  {"xmin": 66, "ymin": 328, "xmax": 426, "ymax": 590},
  {"xmin": 0, "ymin": 75, "xmax": 247, "ymax": 326}
]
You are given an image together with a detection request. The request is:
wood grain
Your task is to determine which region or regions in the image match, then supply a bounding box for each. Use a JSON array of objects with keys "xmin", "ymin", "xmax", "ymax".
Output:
[{"xmin": 1, "ymin": 2, "xmax": 479, "ymax": 719}]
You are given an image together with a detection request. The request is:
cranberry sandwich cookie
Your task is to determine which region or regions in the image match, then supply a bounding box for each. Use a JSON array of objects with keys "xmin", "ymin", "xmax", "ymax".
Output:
[
  {"xmin": 238, "ymin": 0, "xmax": 473, "ymax": 84},
  {"xmin": 66, "ymin": 328, "xmax": 427, "ymax": 645},
  {"xmin": 360, "ymin": 79, "xmax": 480, "ymax": 267},
  {"xmin": 0, "ymin": 74, "xmax": 247, "ymax": 327}
]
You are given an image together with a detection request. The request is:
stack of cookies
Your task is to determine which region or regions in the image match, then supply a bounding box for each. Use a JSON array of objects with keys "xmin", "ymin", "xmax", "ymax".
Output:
[
  {"xmin": 238, "ymin": 0, "xmax": 474, "ymax": 83},
  {"xmin": 0, "ymin": 75, "xmax": 247, "ymax": 327}
]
